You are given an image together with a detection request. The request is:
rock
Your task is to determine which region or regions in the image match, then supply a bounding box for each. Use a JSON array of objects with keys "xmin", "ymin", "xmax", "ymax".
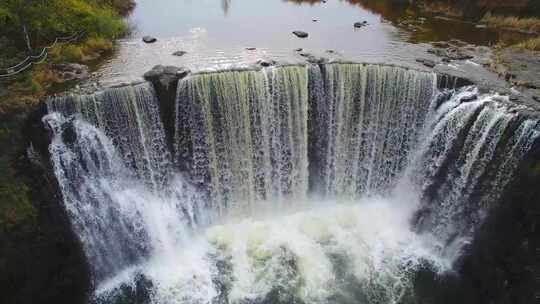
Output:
[
  {"xmin": 432, "ymin": 41, "xmax": 450, "ymax": 48},
  {"xmin": 294, "ymin": 48, "xmax": 303, "ymax": 52},
  {"xmin": 142, "ymin": 36, "xmax": 157, "ymax": 43},
  {"xmin": 61, "ymin": 121, "xmax": 78, "ymax": 146},
  {"xmin": 299, "ymin": 52, "xmax": 311, "ymax": 57},
  {"xmin": 257, "ymin": 59, "xmax": 277, "ymax": 67},
  {"xmin": 172, "ymin": 51, "xmax": 187, "ymax": 56},
  {"xmin": 449, "ymin": 39, "xmax": 467, "ymax": 47},
  {"xmin": 306, "ymin": 55, "xmax": 328, "ymax": 64},
  {"xmin": 428, "ymin": 47, "xmax": 473, "ymax": 61},
  {"xmin": 312, "ymin": 19, "xmax": 318, "ymax": 22},
  {"xmin": 144, "ymin": 65, "xmax": 190, "ymax": 88},
  {"xmin": 292, "ymin": 31, "xmax": 308, "ymax": 38},
  {"xmin": 532, "ymin": 96, "xmax": 540, "ymax": 103},
  {"xmin": 509, "ymin": 95, "xmax": 519, "ymax": 102},
  {"xmin": 354, "ymin": 21, "xmax": 368, "ymax": 28},
  {"xmin": 416, "ymin": 58, "xmax": 436, "ymax": 68},
  {"xmin": 245, "ymin": 47, "xmax": 256, "ymax": 51},
  {"xmin": 53, "ymin": 63, "xmax": 90, "ymax": 82},
  {"xmin": 326, "ymin": 50, "xmax": 335, "ymax": 54},
  {"xmin": 460, "ymin": 94, "xmax": 478, "ymax": 102}
]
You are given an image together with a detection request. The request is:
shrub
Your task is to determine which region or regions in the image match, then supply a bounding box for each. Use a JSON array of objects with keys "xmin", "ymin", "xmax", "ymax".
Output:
[
  {"xmin": 85, "ymin": 36, "xmax": 114, "ymax": 53},
  {"xmin": 61, "ymin": 44, "xmax": 86, "ymax": 62}
]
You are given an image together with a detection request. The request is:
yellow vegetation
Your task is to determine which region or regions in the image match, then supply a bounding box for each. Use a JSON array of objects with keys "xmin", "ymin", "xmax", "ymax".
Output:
[
  {"xmin": 481, "ymin": 14, "xmax": 540, "ymax": 33},
  {"xmin": 516, "ymin": 36, "xmax": 540, "ymax": 51}
]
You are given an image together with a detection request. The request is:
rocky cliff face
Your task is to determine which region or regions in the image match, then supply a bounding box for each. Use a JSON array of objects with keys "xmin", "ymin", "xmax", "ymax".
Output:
[
  {"xmin": 456, "ymin": 140, "xmax": 540, "ymax": 304},
  {"xmin": 0, "ymin": 104, "xmax": 91, "ymax": 304}
]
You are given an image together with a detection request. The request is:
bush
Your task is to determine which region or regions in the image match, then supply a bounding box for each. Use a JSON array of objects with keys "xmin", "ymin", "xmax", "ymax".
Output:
[
  {"xmin": 85, "ymin": 36, "xmax": 114, "ymax": 53},
  {"xmin": 61, "ymin": 44, "xmax": 86, "ymax": 62},
  {"xmin": 85, "ymin": 7, "xmax": 128, "ymax": 39}
]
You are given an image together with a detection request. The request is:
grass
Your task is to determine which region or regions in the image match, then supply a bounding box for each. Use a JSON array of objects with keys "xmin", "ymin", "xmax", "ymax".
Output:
[{"xmin": 481, "ymin": 14, "xmax": 540, "ymax": 33}]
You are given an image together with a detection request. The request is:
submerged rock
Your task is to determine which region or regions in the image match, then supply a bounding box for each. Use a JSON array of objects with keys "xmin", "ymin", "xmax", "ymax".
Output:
[
  {"xmin": 353, "ymin": 21, "xmax": 368, "ymax": 28},
  {"xmin": 294, "ymin": 48, "xmax": 303, "ymax": 52},
  {"xmin": 245, "ymin": 47, "xmax": 256, "ymax": 51},
  {"xmin": 172, "ymin": 51, "xmax": 187, "ymax": 56},
  {"xmin": 292, "ymin": 31, "xmax": 308, "ymax": 38},
  {"xmin": 142, "ymin": 36, "xmax": 157, "ymax": 43},
  {"xmin": 416, "ymin": 58, "xmax": 436, "ymax": 68}
]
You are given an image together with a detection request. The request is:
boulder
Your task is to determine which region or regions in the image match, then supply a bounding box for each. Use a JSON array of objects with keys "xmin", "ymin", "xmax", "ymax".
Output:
[
  {"xmin": 292, "ymin": 31, "xmax": 308, "ymax": 38},
  {"xmin": 245, "ymin": 47, "xmax": 256, "ymax": 51},
  {"xmin": 294, "ymin": 48, "xmax": 303, "ymax": 52},
  {"xmin": 142, "ymin": 36, "xmax": 157, "ymax": 43},
  {"xmin": 144, "ymin": 65, "xmax": 190, "ymax": 89}
]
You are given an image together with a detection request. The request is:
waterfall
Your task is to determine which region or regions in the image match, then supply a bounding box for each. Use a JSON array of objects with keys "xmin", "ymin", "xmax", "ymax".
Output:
[
  {"xmin": 45, "ymin": 84, "xmax": 204, "ymax": 283},
  {"xmin": 309, "ymin": 64, "xmax": 437, "ymax": 196},
  {"xmin": 410, "ymin": 88, "xmax": 540, "ymax": 255},
  {"xmin": 48, "ymin": 82, "xmax": 171, "ymax": 190},
  {"xmin": 175, "ymin": 66, "xmax": 309, "ymax": 216},
  {"xmin": 43, "ymin": 64, "xmax": 540, "ymax": 303}
]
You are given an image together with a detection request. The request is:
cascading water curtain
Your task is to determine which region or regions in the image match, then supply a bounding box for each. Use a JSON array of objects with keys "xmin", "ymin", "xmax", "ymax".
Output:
[
  {"xmin": 309, "ymin": 63, "xmax": 438, "ymax": 197},
  {"xmin": 45, "ymin": 83, "xmax": 203, "ymax": 284},
  {"xmin": 175, "ymin": 66, "xmax": 310, "ymax": 216},
  {"xmin": 409, "ymin": 88, "xmax": 540, "ymax": 257},
  {"xmin": 48, "ymin": 82, "xmax": 171, "ymax": 190}
]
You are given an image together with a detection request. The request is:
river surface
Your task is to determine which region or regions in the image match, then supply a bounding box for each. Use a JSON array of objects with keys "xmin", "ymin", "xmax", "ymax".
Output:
[{"xmin": 98, "ymin": 0, "xmax": 522, "ymax": 85}]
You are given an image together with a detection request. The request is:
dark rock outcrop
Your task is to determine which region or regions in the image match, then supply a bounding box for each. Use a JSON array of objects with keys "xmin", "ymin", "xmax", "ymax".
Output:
[
  {"xmin": 0, "ymin": 103, "xmax": 92, "ymax": 304},
  {"xmin": 455, "ymin": 139, "xmax": 540, "ymax": 304},
  {"xmin": 144, "ymin": 65, "xmax": 191, "ymax": 153}
]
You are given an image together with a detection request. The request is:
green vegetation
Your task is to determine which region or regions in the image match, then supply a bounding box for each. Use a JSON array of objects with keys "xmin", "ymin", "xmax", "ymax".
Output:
[
  {"xmin": 481, "ymin": 14, "xmax": 540, "ymax": 33},
  {"xmin": 0, "ymin": 0, "xmax": 133, "ymax": 233}
]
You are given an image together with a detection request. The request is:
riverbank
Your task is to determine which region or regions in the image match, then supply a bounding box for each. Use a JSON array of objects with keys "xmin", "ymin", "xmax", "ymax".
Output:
[{"xmin": 0, "ymin": 1, "xmax": 134, "ymax": 304}]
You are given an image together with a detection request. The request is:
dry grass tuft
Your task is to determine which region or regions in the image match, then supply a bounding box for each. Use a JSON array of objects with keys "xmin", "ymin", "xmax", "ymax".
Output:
[
  {"xmin": 516, "ymin": 36, "xmax": 540, "ymax": 51},
  {"xmin": 481, "ymin": 14, "xmax": 540, "ymax": 33}
]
